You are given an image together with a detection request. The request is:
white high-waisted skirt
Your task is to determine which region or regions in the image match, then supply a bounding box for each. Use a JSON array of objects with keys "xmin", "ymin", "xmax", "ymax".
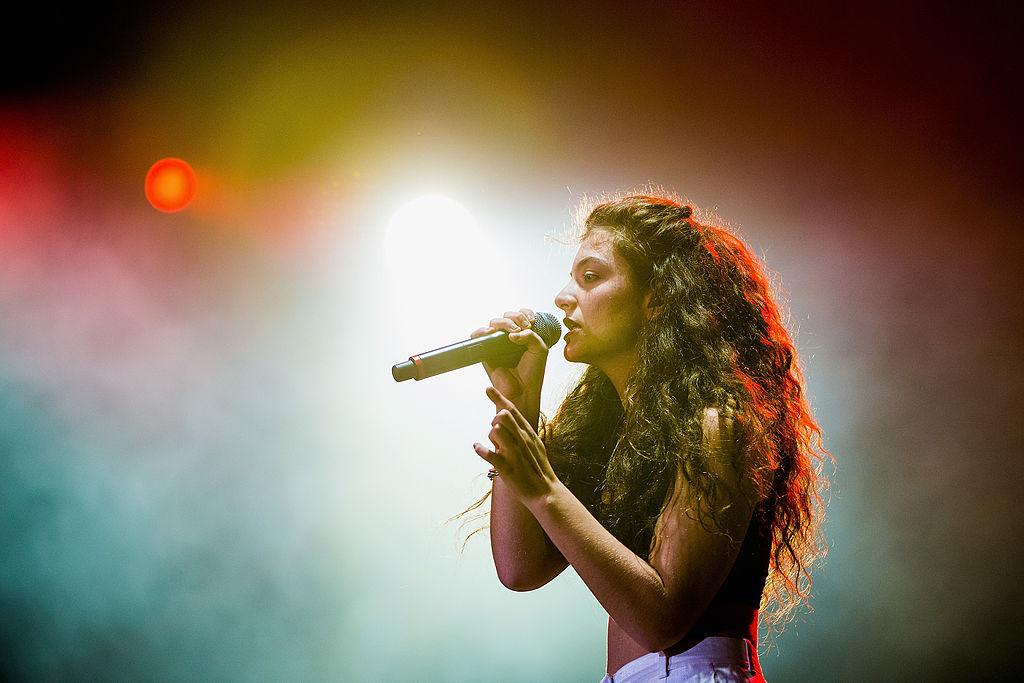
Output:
[{"xmin": 599, "ymin": 637, "xmax": 762, "ymax": 683}]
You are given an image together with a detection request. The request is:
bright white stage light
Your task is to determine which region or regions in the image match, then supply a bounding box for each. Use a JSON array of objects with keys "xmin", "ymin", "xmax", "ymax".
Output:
[{"xmin": 384, "ymin": 194, "xmax": 507, "ymax": 332}]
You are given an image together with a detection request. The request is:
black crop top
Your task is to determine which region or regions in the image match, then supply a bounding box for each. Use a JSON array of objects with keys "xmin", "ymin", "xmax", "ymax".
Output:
[{"xmin": 712, "ymin": 497, "xmax": 774, "ymax": 608}]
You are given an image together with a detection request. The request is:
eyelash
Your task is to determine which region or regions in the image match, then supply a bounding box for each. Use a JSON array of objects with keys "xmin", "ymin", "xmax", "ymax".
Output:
[{"xmin": 581, "ymin": 272, "xmax": 599, "ymax": 283}]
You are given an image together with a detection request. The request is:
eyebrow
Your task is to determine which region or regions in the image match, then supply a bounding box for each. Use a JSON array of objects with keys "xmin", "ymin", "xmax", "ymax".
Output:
[{"xmin": 570, "ymin": 256, "xmax": 608, "ymax": 275}]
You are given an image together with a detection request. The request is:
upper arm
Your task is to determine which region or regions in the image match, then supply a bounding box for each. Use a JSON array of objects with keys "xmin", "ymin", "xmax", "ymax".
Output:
[{"xmin": 646, "ymin": 401, "xmax": 756, "ymax": 642}]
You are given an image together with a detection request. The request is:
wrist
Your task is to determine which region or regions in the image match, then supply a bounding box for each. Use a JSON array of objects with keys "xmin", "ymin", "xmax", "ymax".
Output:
[
  {"xmin": 525, "ymin": 388, "xmax": 543, "ymax": 422},
  {"xmin": 522, "ymin": 478, "xmax": 568, "ymax": 513}
]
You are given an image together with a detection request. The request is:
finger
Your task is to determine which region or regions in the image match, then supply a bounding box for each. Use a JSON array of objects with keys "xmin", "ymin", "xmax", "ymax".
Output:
[
  {"xmin": 486, "ymin": 387, "xmax": 534, "ymax": 433},
  {"xmin": 491, "ymin": 408, "xmax": 520, "ymax": 432},
  {"xmin": 503, "ymin": 310, "xmax": 530, "ymax": 329},
  {"xmin": 487, "ymin": 421, "xmax": 517, "ymax": 456},
  {"xmin": 485, "ymin": 384, "xmax": 511, "ymax": 408},
  {"xmin": 492, "ymin": 412, "xmax": 531, "ymax": 458},
  {"xmin": 492, "ymin": 409, "xmax": 543, "ymax": 475},
  {"xmin": 489, "ymin": 317, "xmax": 522, "ymax": 332},
  {"xmin": 486, "ymin": 390, "xmax": 523, "ymax": 434},
  {"xmin": 518, "ymin": 308, "xmax": 536, "ymax": 326},
  {"xmin": 470, "ymin": 326, "xmax": 495, "ymax": 339},
  {"xmin": 472, "ymin": 441, "xmax": 497, "ymax": 464}
]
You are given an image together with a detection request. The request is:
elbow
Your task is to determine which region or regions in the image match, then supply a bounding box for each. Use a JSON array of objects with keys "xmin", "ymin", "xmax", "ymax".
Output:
[
  {"xmin": 493, "ymin": 549, "xmax": 566, "ymax": 592},
  {"xmin": 495, "ymin": 566, "xmax": 546, "ymax": 592},
  {"xmin": 500, "ymin": 578, "xmax": 541, "ymax": 592}
]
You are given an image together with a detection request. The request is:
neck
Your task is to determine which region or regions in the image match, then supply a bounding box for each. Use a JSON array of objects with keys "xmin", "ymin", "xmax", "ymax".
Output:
[{"xmin": 597, "ymin": 348, "xmax": 638, "ymax": 411}]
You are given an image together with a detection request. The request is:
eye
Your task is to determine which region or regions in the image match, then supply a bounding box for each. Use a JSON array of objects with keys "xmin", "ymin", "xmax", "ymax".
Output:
[{"xmin": 582, "ymin": 271, "xmax": 599, "ymax": 283}]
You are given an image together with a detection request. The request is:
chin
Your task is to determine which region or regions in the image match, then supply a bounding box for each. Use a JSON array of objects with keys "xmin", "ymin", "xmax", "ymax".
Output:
[{"xmin": 563, "ymin": 342, "xmax": 586, "ymax": 364}]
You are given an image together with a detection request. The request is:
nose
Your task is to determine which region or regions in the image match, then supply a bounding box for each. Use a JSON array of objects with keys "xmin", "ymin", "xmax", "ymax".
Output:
[{"xmin": 554, "ymin": 283, "xmax": 575, "ymax": 313}]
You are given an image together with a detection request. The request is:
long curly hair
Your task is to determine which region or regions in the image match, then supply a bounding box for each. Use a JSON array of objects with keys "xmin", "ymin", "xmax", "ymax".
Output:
[{"xmin": 456, "ymin": 192, "xmax": 832, "ymax": 633}]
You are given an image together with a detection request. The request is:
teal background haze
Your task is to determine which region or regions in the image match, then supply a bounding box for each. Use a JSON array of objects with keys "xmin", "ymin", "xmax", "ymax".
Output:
[{"xmin": 2, "ymin": 2, "xmax": 1021, "ymax": 681}]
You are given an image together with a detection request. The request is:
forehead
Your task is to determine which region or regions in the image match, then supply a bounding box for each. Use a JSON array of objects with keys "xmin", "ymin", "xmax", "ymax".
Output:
[{"xmin": 572, "ymin": 228, "xmax": 620, "ymax": 266}]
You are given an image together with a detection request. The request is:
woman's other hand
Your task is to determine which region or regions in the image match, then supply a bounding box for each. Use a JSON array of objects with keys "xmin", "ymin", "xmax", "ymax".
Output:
[{"xmin": 474, "ymin": 385, "xmax": 559, "ymax": 502}]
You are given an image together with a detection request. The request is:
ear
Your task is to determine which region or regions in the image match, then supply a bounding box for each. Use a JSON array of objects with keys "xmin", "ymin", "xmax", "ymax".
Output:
[{"xmin": 642, "ymin": 289, "xmax": 662, "ymax": 321}]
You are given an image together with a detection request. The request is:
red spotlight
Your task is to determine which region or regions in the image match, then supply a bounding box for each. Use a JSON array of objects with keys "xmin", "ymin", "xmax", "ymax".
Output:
[{"xmin": 145, "ymin": 158, "xmax": 196, "ymax": 212}]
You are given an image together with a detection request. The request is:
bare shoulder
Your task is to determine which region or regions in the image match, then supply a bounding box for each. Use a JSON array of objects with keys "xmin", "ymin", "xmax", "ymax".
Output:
[
  {"xmin": 701, "ymin": 395, "xmax": 741, "ymax": 476},
  {"xmin": 655, "ymin": 397, "xmax": 746, "ymax": 535}
]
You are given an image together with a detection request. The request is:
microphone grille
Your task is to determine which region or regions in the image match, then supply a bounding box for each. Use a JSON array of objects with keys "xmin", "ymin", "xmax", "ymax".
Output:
[{"xmin": 532, "ymin": 312, "xmax": 563, "ymax": 349}]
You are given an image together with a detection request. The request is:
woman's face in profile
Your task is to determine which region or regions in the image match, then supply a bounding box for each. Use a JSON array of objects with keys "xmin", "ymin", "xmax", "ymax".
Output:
[{"xmin": 554, "ymin": 227, "xmax": 649, "ymax": 368}]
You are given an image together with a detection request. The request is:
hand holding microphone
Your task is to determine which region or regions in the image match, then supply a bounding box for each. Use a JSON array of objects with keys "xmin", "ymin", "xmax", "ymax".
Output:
[
  {"xmin": 391, "ymin": 310, "xmax": 561, "ymax": 388},
  {"xmin": 473, "ymin": 309, "xmax": 556, "ymax": 419}
]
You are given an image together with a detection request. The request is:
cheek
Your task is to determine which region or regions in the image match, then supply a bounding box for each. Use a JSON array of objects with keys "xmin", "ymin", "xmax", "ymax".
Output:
[
  {"xmin": 581, "ymin": 279, "xmax": 641, "ymax": 331},
  {"xmin": 599, "ymin": 291, "xmax": 644, "ymax": 341}
]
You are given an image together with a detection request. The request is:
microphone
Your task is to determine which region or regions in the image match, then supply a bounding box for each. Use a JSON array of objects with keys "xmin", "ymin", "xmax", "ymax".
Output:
[{"xmin": 391, "ymin": 312, "xmax": 562, "ymax": 382}]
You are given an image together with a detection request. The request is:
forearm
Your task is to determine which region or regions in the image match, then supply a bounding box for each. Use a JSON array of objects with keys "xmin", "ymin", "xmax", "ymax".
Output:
[
  {"xmin": 488, "ymin": 400, "xmax": 567, "ymax": 589},
  {"xmin": 523, "ymin": 481, "xmax": 684, "ymax": 651},
  {"xmin": 489, "ymin": 475, "xmax": 567, "ymax": 590}
]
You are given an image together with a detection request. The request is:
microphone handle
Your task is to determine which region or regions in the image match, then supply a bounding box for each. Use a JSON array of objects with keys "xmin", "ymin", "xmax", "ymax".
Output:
[{"xmin": 391, "ymin": 330, "xmax": 524, "ymax": 382}]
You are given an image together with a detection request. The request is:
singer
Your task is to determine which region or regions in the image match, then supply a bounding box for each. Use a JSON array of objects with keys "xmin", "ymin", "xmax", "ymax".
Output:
[{"xmin": 462, "ymin": 193, "xmax": 831, "ymax": 682}]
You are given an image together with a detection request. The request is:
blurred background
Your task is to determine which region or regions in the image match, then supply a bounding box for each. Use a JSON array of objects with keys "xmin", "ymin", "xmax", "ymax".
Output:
[{"xmin": 1, "ymin": 2, "xmax": 1020, "ymax": 680}]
